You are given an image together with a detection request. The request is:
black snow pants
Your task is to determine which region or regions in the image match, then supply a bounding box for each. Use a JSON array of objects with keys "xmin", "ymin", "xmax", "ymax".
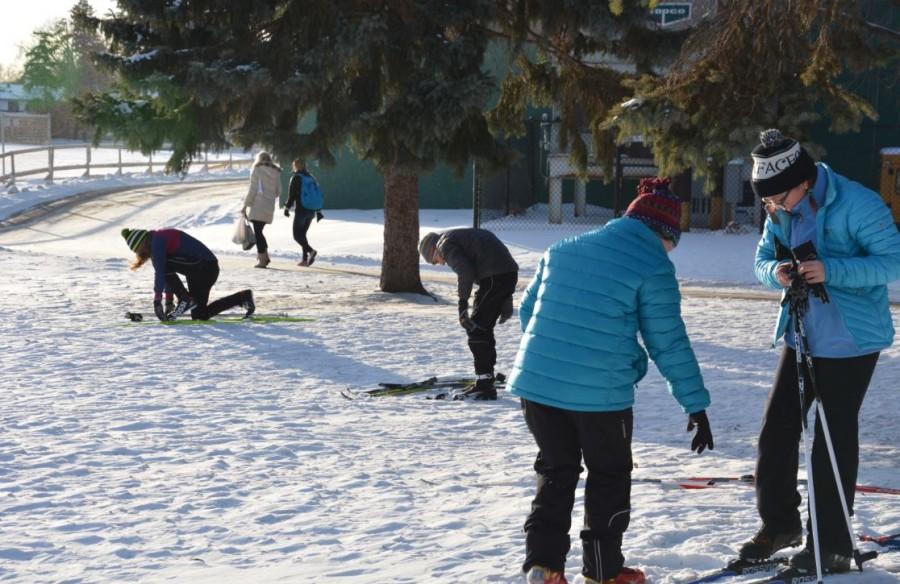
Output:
[
  {"xmin": 292, "ymin": 209, "xmax": 316, "ymax": 258},
  {"xmin": 165, "ymin": 260, "xmax": 247, "ymax": 320},
  {"xmin": 466, "ymin": 271, "xmax": 517, "ymax": 375},
  {"xmin": 522, "ymin": 398, "xmax": 633, "ymax": 581},
  {"xmin": 755, "ymin": 347, "xmax": 878, "ymax": 555}
]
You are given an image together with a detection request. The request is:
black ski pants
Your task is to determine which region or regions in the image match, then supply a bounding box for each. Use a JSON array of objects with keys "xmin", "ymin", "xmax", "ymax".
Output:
[
  {"xmin": 292, "ymin": 209, "xmax": 316, "ymax": 257},
  {"xmin": 755, "ymin": 347, "xmax": 879, "ymax": 555},
  {"xmin": 521, "ymin": 399, "xmax": 633, "ymax": 581},
  {"xmin": 252, "ymin": 220, "xmax": 268, "ymax": 253},
  {"xmin": 165, "ymin": 260, "xmax": 245, "ymax": 320},
  {"xmin": 466, "ymin": 271, "xmax": 518, "ymax": 375}
]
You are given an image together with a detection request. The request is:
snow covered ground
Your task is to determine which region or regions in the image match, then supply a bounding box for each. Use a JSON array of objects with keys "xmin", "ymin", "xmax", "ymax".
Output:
[{"xmin": 0, "ymin": 178, "xmax": 898, "ymax": 583}]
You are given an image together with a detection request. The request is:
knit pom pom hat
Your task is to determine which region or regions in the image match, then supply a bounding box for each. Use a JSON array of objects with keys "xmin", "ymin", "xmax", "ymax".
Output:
[
  {"xmin": 624, "ymin": 177, "xmax": 682, "ymax": 246},
  {"xmin": 750, "ymin": 129, "xmax": 817, "ymax": 198},
  {"xmin": 122, "ymin": 228, "xmax": 149, "ymax": 251}
]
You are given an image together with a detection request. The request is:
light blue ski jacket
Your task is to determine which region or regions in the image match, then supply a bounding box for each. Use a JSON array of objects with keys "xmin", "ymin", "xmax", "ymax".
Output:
[
  {"xmin": 508, "ymin": 217, "xmax": 710, "ymax": 414},
  {"xmin": 755, "ymin": 163, "xmax": 900, "ymax": 352}
]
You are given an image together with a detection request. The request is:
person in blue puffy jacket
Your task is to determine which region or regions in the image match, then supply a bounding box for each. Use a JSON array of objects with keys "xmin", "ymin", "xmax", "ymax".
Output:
[
  {"xmin": 511, "ymin": 178, "xmax": 713, "ymax": 584},
  {"xmin": 738, "ymin": 130, "xmax": 900, "ymax": 576}
]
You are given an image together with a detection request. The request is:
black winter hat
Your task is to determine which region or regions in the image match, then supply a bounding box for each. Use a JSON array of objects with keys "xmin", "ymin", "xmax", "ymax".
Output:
[{"xmin": 750, "ymin": 129, "xmax": 817, "ymax": 198}]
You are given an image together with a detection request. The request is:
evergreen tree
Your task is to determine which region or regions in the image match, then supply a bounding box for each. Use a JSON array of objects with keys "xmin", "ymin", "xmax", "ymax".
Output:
[
  {"xmin": 487, "ymin": 0, "xmax": 688, "ymax": 177},
  {"xmin": 75, "ymin": 0, "xmax": 508, "ymax": 293},
  {"xmin": 607, "ymin": 0, "xmax": 900, "ymax": 183},
  {"xmin": 490, "ymin": 0, "xmax": 900, "ymax": 185}
]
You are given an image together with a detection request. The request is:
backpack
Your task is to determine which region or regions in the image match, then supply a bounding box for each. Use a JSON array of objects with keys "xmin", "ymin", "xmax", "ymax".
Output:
[{"xmin": 300, "ymin": 174, "xmax": 324, "ymax": 210}]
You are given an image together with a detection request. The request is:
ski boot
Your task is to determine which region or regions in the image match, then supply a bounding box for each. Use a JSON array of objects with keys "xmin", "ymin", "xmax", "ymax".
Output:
[
  {"xmin": 457, "ymin": 373, "xmax": 497, "ymax": 400},
  {"xmin": 572, "ymin": 567, "xmax": 645, "ymax": 584},
  {"xmin": 242, "ymin": 290, "xmax": 256, "ymax": 319},
  {"xmin": 738, "ymin": 525, "xmax": 802, "ymax": 560},
  {"xmin": 167, "ymin": 297, "xmax": 196, "ymax": 319},
  {"xmin": 307, "ymin": 249, "xmax": 318, "ymax": 266},
  {"xmin": 526, "ymin": 565, "xmax": 567, "ymax": 583},
  {"xmin": 788, "ymin": 547, "xmax": 850, "ymax": 574}
]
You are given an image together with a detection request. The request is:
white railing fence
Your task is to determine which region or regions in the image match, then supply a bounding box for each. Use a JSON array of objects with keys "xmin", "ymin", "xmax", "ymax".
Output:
[{"xmin": 1, "ymin": 143, "xmax": 255, "ymax": 192}]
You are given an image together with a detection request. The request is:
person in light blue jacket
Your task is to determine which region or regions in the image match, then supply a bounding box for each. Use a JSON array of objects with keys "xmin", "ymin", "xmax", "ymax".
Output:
[
  {"xmin": 739, "ymin": 129, "xmax": 900, "ymax": 576},
  {"xmin": 511, "ymin": 178, "xmax": 713, "ymax": 584}
]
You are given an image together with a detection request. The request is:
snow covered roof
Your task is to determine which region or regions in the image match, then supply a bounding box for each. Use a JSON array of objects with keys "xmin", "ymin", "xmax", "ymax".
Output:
[{"xmin": 0, "ymin": 83, "xmax": 38, "ymax": 102}]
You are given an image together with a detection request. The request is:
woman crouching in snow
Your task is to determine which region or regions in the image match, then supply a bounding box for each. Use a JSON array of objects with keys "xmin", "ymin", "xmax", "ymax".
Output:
[{"xmin": 122, "ymin": 227, "xmax": 255, "ymax": 321}]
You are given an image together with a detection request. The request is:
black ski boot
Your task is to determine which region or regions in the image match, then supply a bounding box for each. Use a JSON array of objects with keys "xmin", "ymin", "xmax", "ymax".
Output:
[
  {"xmin": 242, "ymin": 290, "xmax": 256, "ymax": 319},
  {"xmin": 168, "ymin": 297, "xmax": 196, "ymax": 319},
  {"xmin": 739, "ymin": 525, "xmax": 803, "ymax": 560},
  {"xmin": 789, "ymin": 547, "xmax": 850, "ymax": 574},
  {"xmin": 459, "ymin": 374, "xmax": 497, "ymax": 400}
]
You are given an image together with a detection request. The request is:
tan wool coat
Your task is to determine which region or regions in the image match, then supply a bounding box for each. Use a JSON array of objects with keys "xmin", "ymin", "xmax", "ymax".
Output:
[{"xmin": 244, "ymin": 163, "xmax": 283, "ymax": 224}]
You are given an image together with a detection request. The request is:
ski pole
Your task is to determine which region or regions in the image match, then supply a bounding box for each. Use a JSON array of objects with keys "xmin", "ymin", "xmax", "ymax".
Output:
[
  {"xmin": 791, "ymin": 305, "xmax": 824, "ymax": 584},
  {"xmin": 797, "ymin": 316, "xmax": 877, "ymax": 571}
]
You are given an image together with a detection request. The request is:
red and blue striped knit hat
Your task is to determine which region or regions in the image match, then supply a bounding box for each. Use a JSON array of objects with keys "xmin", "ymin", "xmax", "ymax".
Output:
[{"xmin": 624, "ymin": 177, "xmax": 682, "ymax": 246}]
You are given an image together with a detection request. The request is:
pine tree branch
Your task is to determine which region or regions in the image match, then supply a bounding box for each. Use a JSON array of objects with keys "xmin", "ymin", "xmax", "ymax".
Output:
[{"xmin": 477, "ymin": 7, "xmax": 626, "ymax": 75}]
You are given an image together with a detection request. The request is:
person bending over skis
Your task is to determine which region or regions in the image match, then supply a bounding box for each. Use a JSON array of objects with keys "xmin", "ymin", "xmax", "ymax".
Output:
[
  {"xmin": 418, "ymin": 228, "xmax": 518, "ymax": 400},
  {"xmin": 509, "ymin": 178, "xmax": 714, "ymax": 584},
  {"xmin": 122, "ymin": 227, "xmax": 255, "ymax": 321}
]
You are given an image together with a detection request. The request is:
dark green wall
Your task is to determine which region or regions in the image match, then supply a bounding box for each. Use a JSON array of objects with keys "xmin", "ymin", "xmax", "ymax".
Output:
[{"xmin": 281, "ymin": 148, "xmax": 474, "ymax": 210}]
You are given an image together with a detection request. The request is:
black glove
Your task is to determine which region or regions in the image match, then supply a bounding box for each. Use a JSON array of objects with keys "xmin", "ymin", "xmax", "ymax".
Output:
[
  {"xmin": 284, "ymin": 208, "xmax": 291, "ymax": 217},
  {"xmin": 498, "ymin": 296, "xmax": 514, "ymax": 324},
  {"xmin": 687, "ymin": 410, "xmax": 714, "ymax": 454},
  {"xmin": 459, "ymin": 311, "xmax": 478, "ymax": 333},
  {"xmin": 316, "ymin": 210, "xmax": 324, "ymax": 222},
  {"xmin": 153, "ymin": 298, "xmax": 169, "ymax": 322}
]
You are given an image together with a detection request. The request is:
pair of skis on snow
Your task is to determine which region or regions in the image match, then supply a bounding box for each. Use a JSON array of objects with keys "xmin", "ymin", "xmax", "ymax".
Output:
[
  {"xmin": 633, "ymin": 474, "xmax": 900, "ymax": 496},
  {"xmin": 340, "ymin": 373, "xmax": 506, "ymax": 400},
  {"xmin": 681, "ymin": 533, "xmax": 899, "ymax": 583}
]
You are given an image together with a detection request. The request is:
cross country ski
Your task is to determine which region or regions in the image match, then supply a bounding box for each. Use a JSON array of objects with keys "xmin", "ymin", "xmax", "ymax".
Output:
[
  {"xmin": 680, "ymin": 533, "xmax": 899, "ymax": 584},
  {"xmin": 341, "ymin": 373, "xmax": 507, "ymax": 400},
  {"xmin": 631, "ymin": 475, "xmax": 900, "ymax": 496},
  {"xmin": 124, "ymin": 311, "xmax": 312, "ymax": 325}
]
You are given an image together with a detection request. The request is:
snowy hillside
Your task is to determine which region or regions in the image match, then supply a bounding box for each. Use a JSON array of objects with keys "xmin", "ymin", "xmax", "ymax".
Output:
[{"xmin": 0, "ymin": 180, "xmax": 897, "ymax": 583}]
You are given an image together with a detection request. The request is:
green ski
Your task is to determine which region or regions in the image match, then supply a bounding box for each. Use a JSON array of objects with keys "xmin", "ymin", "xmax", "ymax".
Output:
[{"xmin": 123, "ymin": 312, "xmax": 313, "ymax": 325}]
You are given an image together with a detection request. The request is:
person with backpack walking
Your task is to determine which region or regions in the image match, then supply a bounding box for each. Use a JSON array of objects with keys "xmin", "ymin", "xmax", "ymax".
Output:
[
  {"xmin": 509, "ymin": 178, "xmax": 714, "ymax": 584},
  {"xmin": 242, "ymin": 151, "xmax": 282, "ymax": 268},
  {"xmin": 418, "ymin": 228, "xmax": 518, "ymax": 400},
  {"xmin": 122, "ymin": 227, "xmax": 255, "ymax": 321},
  {"xmin": 737, "ymin": 129, "xmax": 900, "ymax": 576},
  {"xmin": 283, "ymin": 159, "xmax": 323, "ymax": 267}
]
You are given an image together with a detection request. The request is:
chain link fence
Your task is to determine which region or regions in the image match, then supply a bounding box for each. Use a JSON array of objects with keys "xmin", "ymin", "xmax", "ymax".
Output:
[{"xmin": 475, "ymin": 116, "xmax": 765, "ymax": 234}]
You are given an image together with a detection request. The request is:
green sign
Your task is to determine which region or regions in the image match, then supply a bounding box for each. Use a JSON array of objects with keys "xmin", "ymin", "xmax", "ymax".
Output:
[{"xmin": 650, "ymin": 2, "xmax": 692, "ymax": 27}]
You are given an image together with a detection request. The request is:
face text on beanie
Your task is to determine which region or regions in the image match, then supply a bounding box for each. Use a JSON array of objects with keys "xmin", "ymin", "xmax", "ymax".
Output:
[{"xmin": 752, "ymin": 142, "xmax": 802, "ymax": 180}]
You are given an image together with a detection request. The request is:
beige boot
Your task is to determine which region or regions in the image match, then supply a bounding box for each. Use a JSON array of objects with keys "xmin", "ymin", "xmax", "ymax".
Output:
[{"xmin": 255, "ymin": 252, "xmax": 270, "ymax": 268}]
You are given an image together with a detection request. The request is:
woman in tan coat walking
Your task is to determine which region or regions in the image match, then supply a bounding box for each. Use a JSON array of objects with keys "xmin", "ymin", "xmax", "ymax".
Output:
[{"xmin": 242, "ymin": 151, "xmax": 283, "ymax": 268}]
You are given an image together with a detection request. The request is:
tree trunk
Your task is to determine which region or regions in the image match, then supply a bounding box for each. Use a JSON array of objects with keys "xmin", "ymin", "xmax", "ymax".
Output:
[{"xmin": 380, "ymin": 165, "xmax": 427, "ymax": 294}]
